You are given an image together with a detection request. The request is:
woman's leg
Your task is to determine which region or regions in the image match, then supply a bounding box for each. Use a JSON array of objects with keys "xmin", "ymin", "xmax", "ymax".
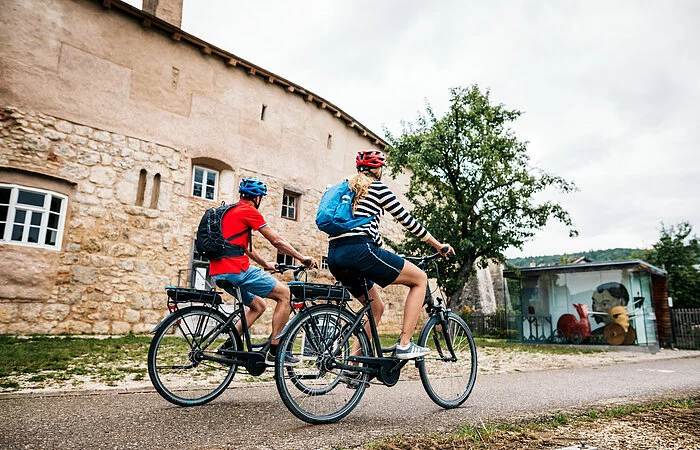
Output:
[
  {"xmin": 391, "ymin": 260, "xmax": 428, "ymax": 346},
  {"xmin": 351, "ymin": 284, "xmax": 384, "ymax": 356}
]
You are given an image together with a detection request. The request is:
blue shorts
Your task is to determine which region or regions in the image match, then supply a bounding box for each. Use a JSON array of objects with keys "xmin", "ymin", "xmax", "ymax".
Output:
[
  {"xmin": 211, "ymin": 266, "xmax": 278, "ymax": 306},
  {"xmin": 328, "ymin": 239, "xmax": 404, "ymax": 298}
]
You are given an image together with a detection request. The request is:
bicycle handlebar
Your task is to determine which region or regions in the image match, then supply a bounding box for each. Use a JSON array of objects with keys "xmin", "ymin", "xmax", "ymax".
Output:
[
  {"xmin": 403, "ymin": 247, "xmax": 453, "ymax": 266},
  {"xmin": 274, "ymin": 264, "xmax": 307, "ymax": 275}
]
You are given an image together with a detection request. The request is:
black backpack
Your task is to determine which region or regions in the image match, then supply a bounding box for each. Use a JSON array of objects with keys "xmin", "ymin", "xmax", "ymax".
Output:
[{"xmin": 195, "ymin": 202, "xmax": 251, "ymax": 260}]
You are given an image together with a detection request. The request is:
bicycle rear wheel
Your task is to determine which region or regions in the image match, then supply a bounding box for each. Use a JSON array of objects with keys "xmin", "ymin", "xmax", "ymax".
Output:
[
  {"xmin": 417, "ymin": 312, "xmax": 477, "ymax": 408},
  {"xmin": 275, "ymin": 305, "xmax": 370, "ymax": 424},
  {"xmin": 148, "ymin": 306, "xmax": 238, "ymax": 406}
]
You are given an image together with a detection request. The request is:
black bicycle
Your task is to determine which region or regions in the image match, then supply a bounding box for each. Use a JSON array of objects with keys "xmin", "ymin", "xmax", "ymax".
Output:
[
  {"xmin": 147, "ymin": 264, "xmax": 310, "ymax": 407},
  {"xmin": 274, "ymin": 252, "xmax": 478, "ymax": 424}
]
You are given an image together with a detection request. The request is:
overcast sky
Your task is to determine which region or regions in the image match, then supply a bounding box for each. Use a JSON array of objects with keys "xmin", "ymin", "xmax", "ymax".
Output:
[{"xmin": 127, "ymin": 0, "xmax": 700, "ymax": 258}]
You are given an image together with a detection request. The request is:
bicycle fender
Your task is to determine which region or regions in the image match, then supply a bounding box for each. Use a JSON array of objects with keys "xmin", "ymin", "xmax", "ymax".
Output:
[
  {"xmin": 150, "ymin": 314, "xmax": 174, "ymax": 335},
  {"xmin": 274, "ymin": 304, "xmax": 345, "ymax": 340}
]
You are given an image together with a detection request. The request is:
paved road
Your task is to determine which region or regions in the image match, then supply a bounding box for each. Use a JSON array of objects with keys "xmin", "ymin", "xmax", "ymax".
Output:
[{"xmin": 1, "ymin": 356, "xmax": 698, "ymax": 450}]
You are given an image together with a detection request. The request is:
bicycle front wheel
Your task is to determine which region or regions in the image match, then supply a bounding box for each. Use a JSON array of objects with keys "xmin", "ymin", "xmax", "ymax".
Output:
[
  {"xmin": 275, "ymin": 305, "xmax": 370, "ymax": 424},
  {"xmin": 148, "ymin": 306, "xmax": 238, "ymax": 406},
  {"xmin": 418, "ymin": 312, "xmax": 477, "ymax": 408}
]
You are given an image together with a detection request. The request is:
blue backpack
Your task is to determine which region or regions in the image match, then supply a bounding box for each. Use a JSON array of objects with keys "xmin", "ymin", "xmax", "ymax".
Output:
[{"xmin": 316, "ymin": 181, "xmax": 374, "ymax": 236}]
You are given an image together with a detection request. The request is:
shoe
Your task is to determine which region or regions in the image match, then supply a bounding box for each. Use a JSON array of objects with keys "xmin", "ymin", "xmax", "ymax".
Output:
[
  {"xmin": 215, "ymin": 337, "xmax": 234, "ymax": 354},
  {"xmin": 394, "ymin": 339, "xmax": 430, "ymax": 360},
  {"xmin": 265, "ymin": 350, "xmax": 300, "ymax": 367},
  {"xmin": 339, "ymin": 370, "xmax": 368, "ymax": 389}
]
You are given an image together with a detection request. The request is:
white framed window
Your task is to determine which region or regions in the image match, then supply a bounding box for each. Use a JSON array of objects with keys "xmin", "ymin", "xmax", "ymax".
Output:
[
  {"xmin": 281, "ymin": 191, "xmax": 299, "ymax": 220},
  {"xmin": 0, "ymin": 184, "xmax": 67, "ymax": 250},
  {"xmin": 321, "ymin": 256, "xmax": 329, "ymax": 270},
  {"xmin": 276, "ymin": 251, "xmax": 295, "ymax": 266},
  {"xmin": 191, "ymin": 165, "xmax": 218, "ymax": 201}
]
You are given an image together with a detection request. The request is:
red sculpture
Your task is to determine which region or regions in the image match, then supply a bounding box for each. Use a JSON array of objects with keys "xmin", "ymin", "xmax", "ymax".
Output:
[{"xmin": 556, "ymin": 303, "xmax": 591, "ymax": 344}]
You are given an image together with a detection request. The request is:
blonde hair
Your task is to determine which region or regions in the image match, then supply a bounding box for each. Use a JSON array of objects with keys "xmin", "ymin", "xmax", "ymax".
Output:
[{"xmin": 349, "ymin": 168, "xmax": 381, "ymax": 214}]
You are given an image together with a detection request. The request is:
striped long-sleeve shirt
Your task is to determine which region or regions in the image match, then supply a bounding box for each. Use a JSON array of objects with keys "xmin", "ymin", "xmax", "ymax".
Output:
[{"xmin": 329, "ymin": 181, "xmax": 431, "ymax": 247}]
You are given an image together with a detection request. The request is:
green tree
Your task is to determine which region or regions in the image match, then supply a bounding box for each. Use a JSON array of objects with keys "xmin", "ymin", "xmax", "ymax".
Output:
[
  {"xmin": 386, "ymin": 85, "xmax": 577, "ymax": 306},
  {"xmin": 643, "ymin": 222, "xmax": 700, "ymax": 309}
]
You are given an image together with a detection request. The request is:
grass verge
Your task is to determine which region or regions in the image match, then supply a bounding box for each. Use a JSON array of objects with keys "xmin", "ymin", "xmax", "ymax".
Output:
[{"xmin": 361, "ymin": 398, "xmax": 698, "ymax": 450}]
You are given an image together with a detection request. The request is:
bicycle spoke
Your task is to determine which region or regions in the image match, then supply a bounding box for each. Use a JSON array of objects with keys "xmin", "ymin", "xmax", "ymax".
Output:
[
  {"xmin": 276, "ymin": 306, "xmax": 370, "ymax": 424},
  {"xmin": 148, "ymin": 307, "xmax": 238, "ymax": 406},
  {"xmin": 418, "ymin": 313, "xmax": 477, "ymax": 408}
]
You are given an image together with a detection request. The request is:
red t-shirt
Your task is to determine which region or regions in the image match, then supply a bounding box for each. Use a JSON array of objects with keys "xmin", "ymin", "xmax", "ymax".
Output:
[{"xmin": 209, "ymin": 201, "xmax": 268, "ymax": 275}]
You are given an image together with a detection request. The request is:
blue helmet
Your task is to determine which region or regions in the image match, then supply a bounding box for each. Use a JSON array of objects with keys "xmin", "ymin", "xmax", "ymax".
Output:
[{"xmin": 239, "ymin": 177, "xmax": 267, "ymax": 197}]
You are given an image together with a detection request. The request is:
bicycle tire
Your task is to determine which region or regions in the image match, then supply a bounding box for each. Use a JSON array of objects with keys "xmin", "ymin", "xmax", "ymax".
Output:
[
  {"xmin": 148, "ymin": 306, "xmax": 239, "ymax": 406},
  {"xmin": 285, "ymin": 307, "xmax": 343, "ymax": 396},
  {"xmin": 275, "ymin": 305, "xmax": 370, "ymax": 424},
  {"xmin": 417, "ymin": 312, "xmax": 477, "ymax": 408}
]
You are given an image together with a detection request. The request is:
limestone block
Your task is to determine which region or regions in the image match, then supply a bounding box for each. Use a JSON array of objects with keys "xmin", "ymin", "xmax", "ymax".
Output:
[
  {"xmin": 96, "ymin": 187, "xmax": 113, "ymax": 199},
  {"xmin": 82, "ymin": 237, "xmax": 102, "ymax": 253},
  {"xmin": 111, "ymin": 321, "xmax": 132, "ymax": 334},
  {"xmin": 78, "ymin": 181, "xmax": 96, "ymax": 194},
  {"xmin": 0, "ymin": 303, "xmax": 19, "ymax": 323},
  {"xmin": 140, "ymin": 309, "xmax": 162, "ymax": 324},
  {"xmin": 118, "ymin": 260, "xmax": 134, "ymax": 271},
  {"xmin": 91, "ymin": 255, "xmax": 112, "ymax": 267},
  {"xmin": 113, "ymin": 157, "xmax": 134, "ymax": 170},
  {"xmin": 44, "ymin": 129, "xmax": 65, "ymax": 141},
  {"xmin": 61, "ymin": 254, "xmax": 80, "ymax": 265},
  {"xmin": 89, "ymin": 166, "xmax": 117, "ymax": 186},
  {"xmin": 18, "ymin": 303, "xmax": 43, "ymax": 323},
  {"xmin": 22, "ymin": 134, "xmax": 51, "ymax": 152},
  {"xmin": 7, "ymin": 321, "xmax": 31, "ymax": 334},
  {"xmin": 93, "ymin": 130, "xmax": 111, "ymax": 143},
  {"xmin": 55, "ymin": 120, "xmax": 73, "ymax": 134},
  {"xmin": 55, "ymin": 320, "xmax": 92, "ymax": 334},
  {"xmin": 43, "ymin": 304, "xmax": 70, "ymax": 321},
  {"xmin": 73, "ymin": 125, "xmax": 93, "ymax": 137},
  {"xmin": 69, "ymin": 134, "xmax": 88, "ymax": 146},
  {"xmin": 101, "ymin": 154, "xmax": 113, "ymax": 166},
  {"xmin": 132, "ymin": 323, "xmax": 152, "ymax": 334},
  {"xmin": 71, "ymin": 266, "xmax": 99, "ymax": 285},
  {"xmin": 127, "ymin": 138, "xmax": 140, "ymax": 151},
  {"xmin": 60, "ymin": 163, "xmax": 90, "ymax": 180},
  {"xmin": 75, "ymin": 192, "xmax": 100, "ymax": 205},
  {"xmin": 92, "ymin": 321, "xmax": 111, "ymax": 334},
  {"xmin": 124, "ymin": 309, "xmax": 140, "ymax": 323},
  {"xmin": 109, "ymin": 243, "xmax": 138, "ymax": 257},
  {"xmin": 33, "ymin": 321, "xmax": 58, "ymax": 334},
  {"xmin": 130, "ymin": 293, "xmax": 153, "ymax": 310},
  {"xmin": 77, "ymin": 149, "xmax": 100, "ymax": 166}
]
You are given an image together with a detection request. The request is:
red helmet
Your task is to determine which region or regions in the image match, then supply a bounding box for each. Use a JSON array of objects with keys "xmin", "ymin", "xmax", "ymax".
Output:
[{"xmin": 355, "ymin": 150, "xmax": 387, "ymax": 169}]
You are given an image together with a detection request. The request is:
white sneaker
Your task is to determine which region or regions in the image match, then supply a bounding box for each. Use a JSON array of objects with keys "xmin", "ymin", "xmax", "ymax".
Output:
[{"xmin": 394, "ymin": 339, "xmax": 430, "ymax": 360}]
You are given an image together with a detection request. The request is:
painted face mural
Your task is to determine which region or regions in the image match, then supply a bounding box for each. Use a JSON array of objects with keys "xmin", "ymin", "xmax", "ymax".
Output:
[{"xmin": 591, "ymin": 282, "xmax": 629, "ymax": 325}]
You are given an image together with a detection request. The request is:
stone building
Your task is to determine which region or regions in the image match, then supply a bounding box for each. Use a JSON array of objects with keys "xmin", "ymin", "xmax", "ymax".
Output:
[
  {"xmin": 0, "ymin": 0, "xmax": 501, "ymax": 336},
  {"xmin": 0, "ymin": 0, "xmax": 420, "ymax": 335}
]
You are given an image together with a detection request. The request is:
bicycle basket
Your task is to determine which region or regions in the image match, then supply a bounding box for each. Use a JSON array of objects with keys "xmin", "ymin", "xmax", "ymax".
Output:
[
  {"xmin": 165, "ymin": 286, "xmax": 223, "ymax": 304},
  {"xmin": 288, "ymin": 282, "xmax": 351, "ymax": 302}
]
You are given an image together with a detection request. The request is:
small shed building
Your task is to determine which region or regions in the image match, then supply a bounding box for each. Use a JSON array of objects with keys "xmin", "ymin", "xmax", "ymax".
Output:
[{"xmin": 503, "ymin": 260, "xmax": 671, "ymax": 349}]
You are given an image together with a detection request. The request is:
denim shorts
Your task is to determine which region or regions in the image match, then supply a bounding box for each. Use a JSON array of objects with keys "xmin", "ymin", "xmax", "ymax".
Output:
[
  {"xmin": 211, "ymin": 266, "xmax": 278, "ymax": 305},
  {"xmin": 328, "ymin": 239, "xmax": 405, "ymax": 298}
]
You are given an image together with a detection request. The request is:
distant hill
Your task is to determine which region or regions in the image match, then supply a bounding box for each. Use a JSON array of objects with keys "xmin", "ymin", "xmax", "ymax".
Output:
[{"xmin": 507, "ymin": 248, "xmax": 644, "ymax": 268}]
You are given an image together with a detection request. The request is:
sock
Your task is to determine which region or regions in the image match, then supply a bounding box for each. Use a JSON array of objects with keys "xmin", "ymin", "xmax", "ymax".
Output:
[
  {"xmin": 397, "ymin": 341, "xmax": 410, "ymax": 350},
  {"xmin": 269, "ymin": 344, "xmax": 278, "ymax": 356}
]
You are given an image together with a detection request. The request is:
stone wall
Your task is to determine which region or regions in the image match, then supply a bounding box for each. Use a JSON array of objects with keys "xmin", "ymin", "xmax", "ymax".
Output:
[{"xmin": 0, "ymin": 106, "xmax": 413, "ymax": 335}]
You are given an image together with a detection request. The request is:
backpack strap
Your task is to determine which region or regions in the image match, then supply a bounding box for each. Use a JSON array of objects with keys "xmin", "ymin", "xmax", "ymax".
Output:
[{"xmin": 222, "ymin": 202, "xmax": 253, "ymax": 252}]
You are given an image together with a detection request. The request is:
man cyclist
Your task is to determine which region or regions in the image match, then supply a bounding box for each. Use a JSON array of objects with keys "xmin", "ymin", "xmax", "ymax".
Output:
[
  {"xmin": 209, "ymin": 177, "xmax": 318, "ymax": 365},
  {"xmin": 326, "ymin": 150, "xmax": 454, "ymax": 365}
]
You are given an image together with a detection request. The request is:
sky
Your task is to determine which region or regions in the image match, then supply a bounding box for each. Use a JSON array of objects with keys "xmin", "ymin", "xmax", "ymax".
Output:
[{"xmin": 125, "ymin": 0, "xmax": 700, "ymax": 258}]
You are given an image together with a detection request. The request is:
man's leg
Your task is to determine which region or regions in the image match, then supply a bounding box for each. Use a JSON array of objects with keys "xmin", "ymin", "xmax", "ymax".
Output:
[
  {"xmin": 265, "ymin": 281, "xmax": 291, "ymax": 345},
  {"xmin": 236, "ymin": 296, "xmax": 266, "ymax": 335}
]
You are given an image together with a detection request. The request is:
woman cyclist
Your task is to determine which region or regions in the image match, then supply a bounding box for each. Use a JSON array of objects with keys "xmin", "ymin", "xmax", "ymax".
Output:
[{"xmin": 327, "ymin": 150, "xmax": 454, "ymax": 362}]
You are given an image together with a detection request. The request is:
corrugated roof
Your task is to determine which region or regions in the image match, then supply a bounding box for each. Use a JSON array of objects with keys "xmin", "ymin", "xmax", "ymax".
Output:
[
  {"xmin": 98, "ymin": 0, "xmax": 389, "ymax": 149},
  {"xmin": 503, "ymin": 259, "xmax": 667, "ymax": 278}
]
